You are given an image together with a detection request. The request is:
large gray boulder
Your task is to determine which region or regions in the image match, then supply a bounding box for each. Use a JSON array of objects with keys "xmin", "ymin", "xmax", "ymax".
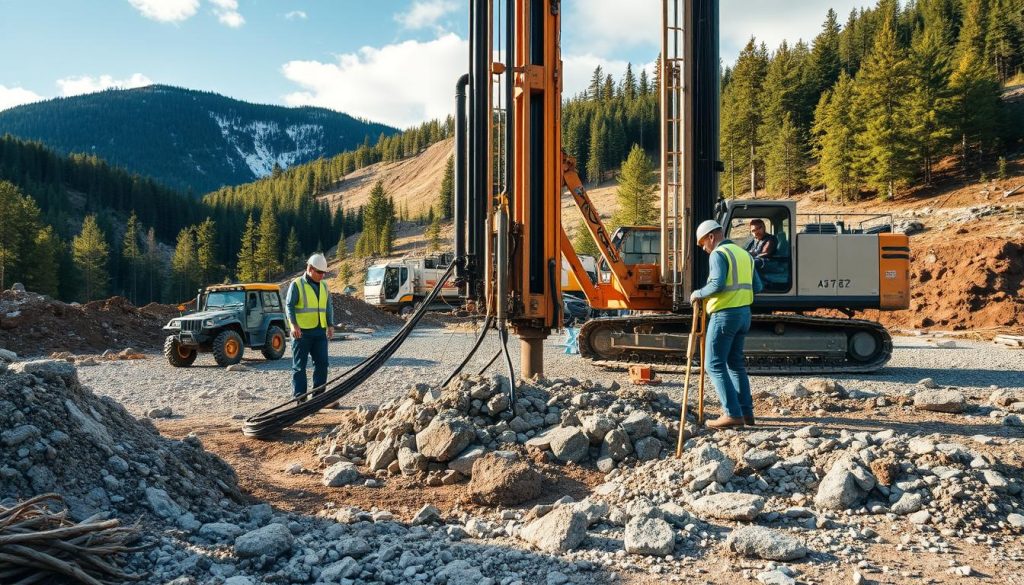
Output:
[
  {"xmin": 620, "ymin": 412, "xmax": 654, "ymax": 438},
  {"xmin": 234, "ymin": 523, "xmax": 294, "ymax": 559},
  {"xmin": 914, "ymin": 390, "xmax": 966, "ymax": 413},
  {"xmin": 581, "ymin": 414, "xmax": 616, "ymax": 444},
  {"xmin": 890, "ymin": 492, "xmax": 923, "ymax": 515},
  {"xmin": 633, "ymin": 437, "xmax": 663, "ymax": 461},
  {"xmin": 320, "ymin": 557, "xmax": 361, "ymax": 581},
  {"xmin": 144, "ymin": 487, "xmax": 183, "ymax": 520},
  {"xmin": 416, "ymin": 413, "xmax": 475, "ymax": 461},
  {"xmin": 548, "ymin": 426, "xmax": 589, "ymax": 463},
  {"xmin": 10, "ymin": 359, "xmax": 77, "ymax": 381},
  {"xmin": 691, "ymin": 493, "xmax": 764, "ymax": 521},
  {"xmin": 601, "ymin": 428, "xmax": 633, "ymax": 461},
  {"xmin": 366, "ymin": 441, "xmax": 397, "ymax": 472},
  {"xmin": 322, "ymin": 462, "xmax": 360, "ymax": 487},
  {"xmin": 448, "ymin": 446, "xmax": 486, "ymax": 476},
  {"xmin": 520, "ymin": 506, "xmax": 588, "ymax": 553},
  {"xmin": 624, "ymin": 516, "xmax": 675, "ymax": 556},
  {"xmin": 814, "ymin": 458, "xmax": 875, "ymax": 511},
  {"xmin": 726, "ymin": 526, "xmax": 808, "ymax": 561}
]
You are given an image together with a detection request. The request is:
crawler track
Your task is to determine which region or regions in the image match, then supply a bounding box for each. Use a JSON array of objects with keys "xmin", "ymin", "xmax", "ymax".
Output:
[{"xmin": 578, "ymin": 313, "xmax": 892, "ymax": 375}]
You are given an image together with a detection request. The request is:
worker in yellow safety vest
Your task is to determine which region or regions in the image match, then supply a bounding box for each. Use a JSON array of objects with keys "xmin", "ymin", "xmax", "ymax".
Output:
[
  {"xmin": 285, "ymin": 253, "xmax": 335, "ymax": 401},
  {"xmin": 689, "ymin": 220, "xmax": 764, "ymax": 429}
]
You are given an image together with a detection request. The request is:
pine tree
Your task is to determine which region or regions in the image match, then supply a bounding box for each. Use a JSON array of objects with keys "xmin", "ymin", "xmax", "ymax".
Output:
[
  {"xmin": 29, "ymin": 226, "xmax": 61, "ymax": 298},
  {"xmin": 949, "ymin": 50, "xmax": 1001, "ymax": 172},
  {"xmin": 588, "ymin": 65, "xmax": 604, "ymax": 101},
  {"xmin": 853, "ymin": 15, "xmax": 918, "ymax": 199},
  {"xmin": 0, "ymin": 181, "xmax": 24, "ymax": 290},
  {"xmin": 439, "ymin": 154, "xmax": 454, "ymax": 219},
  {"xmin": 586, "ymin": 119, "xmax": 608, "ymax": 184},
  {"xmin": 284, "ymin": 227, "xmax": 301, "ymax": 272},
  {"xmin": 907, "ymin": 11, "xmax": 954, "ymax": 185},
  {"xmin": 72, "ymin": 214, "xmax": 109, "ymax": 301},
  {"xmin": 426, "ymin": 213, "xmax": 442, "ymax": 252},
  {"xmin": 812, "ymin": 72, "xmax": 860, "ymax": 204},
  {"xmin": 985, "ymin": 0, "xmax": 1023, "ymax": 82},
  {"xmin": 339, "ymin": 262, "xmax": 353, "ymax": 287},
  {"xmin": 236, "ymin": 213, "xmax": 258, "ymax": 282},
  {"xmin": 808, "ymin": 9, "xmax": 843, "ymax": 96},
  {"xmin": 144, "ymin": 227, "xmax": 163, "ymax": 302},
  {"xmin": 612, "ymin": 145, "xmax": 658, "ymax": 226},
  {"xmin": 169, "ymin": 226, "xmax": 198, "ymax": 302},
  {"xmin": 721, "ymin": 39, "xmax": 769, "ymax": 196},
  {"xmin": 122, "ymin": 212, "xmax": 142, "ymax": 304},
  {"xmin": 335, "ymin": 229, "xmax": 348, "ymax": 262},
  {"xmin": 254, "ymin": 208, "xmax": 283, "ymax": 281},
  {"xmin": 195, "ymin": 218, "xmax": 219, "ymax": 285},
  {"xmin": 571, "ymin": 221, "xmax": 601, "ymax": 258},
  {"xmin": 622, "ymin": 63, "xmax": 637, "ymax": 101},
  {"xmin": 765, "ymin": 114, "xmax": 808, "ymax": 196}
]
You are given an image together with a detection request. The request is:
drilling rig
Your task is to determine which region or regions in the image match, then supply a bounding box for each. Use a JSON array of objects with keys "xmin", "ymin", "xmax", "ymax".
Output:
[{"xmin": 452, "ymin": 0, "xmax": 911, "ymax": 379}]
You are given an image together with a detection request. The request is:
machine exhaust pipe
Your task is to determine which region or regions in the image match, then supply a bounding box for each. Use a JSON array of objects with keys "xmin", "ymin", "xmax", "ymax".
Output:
[{"xmin": 454, "ymin": 73, "xmax": 470, "ymax": 288}]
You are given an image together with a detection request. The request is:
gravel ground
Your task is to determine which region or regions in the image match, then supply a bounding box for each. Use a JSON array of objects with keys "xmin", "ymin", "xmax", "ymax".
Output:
[{"xmin": 75, "ymin": 326, "xmax": 1024, "ymax": 421}]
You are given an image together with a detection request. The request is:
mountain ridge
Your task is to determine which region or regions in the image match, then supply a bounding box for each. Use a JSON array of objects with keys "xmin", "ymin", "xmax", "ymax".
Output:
[{"xmin": 0, "ymin": 84, "xmax": 397, "ymax": 194}]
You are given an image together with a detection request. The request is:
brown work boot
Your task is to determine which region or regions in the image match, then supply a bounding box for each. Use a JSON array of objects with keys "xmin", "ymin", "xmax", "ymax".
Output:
[
  {"xmin": 706, "ymin": 415, "xmax": 745, "ymax": 429},
  {"xmin": 744, "ymin": 414, "xmax": 756, "ymax": 426}
]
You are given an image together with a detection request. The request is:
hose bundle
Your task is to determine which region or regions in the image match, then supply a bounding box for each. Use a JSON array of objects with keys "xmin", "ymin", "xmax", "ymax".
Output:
[{"xmin": 242, "ymin": 261, "xmax": 458, "ymax": 438}]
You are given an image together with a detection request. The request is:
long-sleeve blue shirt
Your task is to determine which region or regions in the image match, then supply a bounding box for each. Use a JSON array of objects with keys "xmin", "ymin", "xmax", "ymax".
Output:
[
  {"xmin": 285, "ymin": 275, "xmax": 334, "ymax": 330},
  {"xmin": 693, "ymin": 239, "xmax": 764, "ymax": 300}
]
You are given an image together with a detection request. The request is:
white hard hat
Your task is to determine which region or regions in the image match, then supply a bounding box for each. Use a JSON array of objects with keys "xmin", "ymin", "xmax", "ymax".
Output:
[
  {"xmin": 695, "ymin": 219, "xmax": 723, "ymax": 242},
  {"xmin": 307, "ymin": 253, "xmax": 329, "ymax": 272}
]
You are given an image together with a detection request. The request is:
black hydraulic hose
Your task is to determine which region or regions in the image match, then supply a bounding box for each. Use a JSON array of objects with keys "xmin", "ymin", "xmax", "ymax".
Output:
[
  {"xmin": 440, "ymin": 314, "xmax": 494, "ymax": 388},
  {"xmin": 476, "ymin": 349, "xmax": 501, "ymax": 375},
  {"xmin": 242, "ymin": 261, "xmax": 459, "ymax": 439},
  {"xmin": 498, "ymin": 327, "xmax": 517, "ymax": 405}
]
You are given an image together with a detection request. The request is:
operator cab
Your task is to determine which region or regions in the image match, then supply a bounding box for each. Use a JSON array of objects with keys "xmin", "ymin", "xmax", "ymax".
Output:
[
  {"xmin": 598, "ymin": 226, "xmax": 661, "ymax": 283},
  {"xmin": 720, "ymin": 202, "xmax": 794, "ymax": 294}
]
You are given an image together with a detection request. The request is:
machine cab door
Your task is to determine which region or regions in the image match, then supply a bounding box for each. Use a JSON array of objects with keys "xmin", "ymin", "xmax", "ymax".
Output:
[
  {"xmin": 721, "ymin": 202, "xmax": 795, "ymax": 296},
  {"xmin": 246, "ymin": 292, "xmax": 263, "ymax": 340}
]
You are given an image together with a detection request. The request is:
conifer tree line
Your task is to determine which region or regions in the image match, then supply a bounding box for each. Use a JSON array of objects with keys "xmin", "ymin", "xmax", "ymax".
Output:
[
  {"xmin": 0, "ymin": 114, "xmax": 455, "ymax": 304},
  {"xmin": 721, "ymin": 0, "xmax": 1023, "ymax": 201}
]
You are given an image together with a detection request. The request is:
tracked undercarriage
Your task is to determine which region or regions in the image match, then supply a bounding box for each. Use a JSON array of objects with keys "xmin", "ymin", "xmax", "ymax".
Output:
[{"xmin": 578, "ymin": 313, "xmax": 892, "ymax": 375}]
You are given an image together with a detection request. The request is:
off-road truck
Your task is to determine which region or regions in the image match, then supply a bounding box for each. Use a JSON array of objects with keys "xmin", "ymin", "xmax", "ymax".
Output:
[{"xmin": 163, "ymin": 284, "xmax": 288, "ymax": 367}]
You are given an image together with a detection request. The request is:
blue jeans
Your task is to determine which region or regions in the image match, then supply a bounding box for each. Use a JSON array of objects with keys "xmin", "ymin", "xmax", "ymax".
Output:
[
  {"xmin": 292, "ymin": 329, "xmax": 328, "ymax": 398},
  {"xmin": 704, "ymin": 306, "xmax": 752, "ymax": 419}
]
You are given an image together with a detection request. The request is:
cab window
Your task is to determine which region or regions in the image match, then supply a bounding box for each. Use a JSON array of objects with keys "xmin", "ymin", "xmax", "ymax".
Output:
[
  {"xmin": 725, "ymin": 206, "xmax": 792, "ymax": 293},
  {"xmin": 261, "ymin": 291, "xmax": 281, "ymax": 310}
]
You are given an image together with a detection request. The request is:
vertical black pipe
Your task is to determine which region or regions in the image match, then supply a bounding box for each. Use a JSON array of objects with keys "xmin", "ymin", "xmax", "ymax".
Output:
[
  {"xmin": 527, "ymin": 0, "xmax": 545, "ymax": 295},
  {"xmin": 505, "ymin": 0, "xmax": 515, "ymax": 217},
  {"xmin": 691, "ymin": 0, "xmax": 720, "ymax": 292},
  {"xmin": 454, "ymin": 74, "xmax": 470, "ymax": 286},
  {"xmin": 467, "ymin": 0, "xmax": 479, "ymax": 292},
  {"xmin": 468, "ymin": 0, "xmax": 490, "ymax": 302}
]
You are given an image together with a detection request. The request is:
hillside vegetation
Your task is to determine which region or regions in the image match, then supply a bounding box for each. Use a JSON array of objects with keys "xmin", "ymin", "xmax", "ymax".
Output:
[{"xmin": 0, "ymin": 85, "xmax": 397, "ymax": 193}]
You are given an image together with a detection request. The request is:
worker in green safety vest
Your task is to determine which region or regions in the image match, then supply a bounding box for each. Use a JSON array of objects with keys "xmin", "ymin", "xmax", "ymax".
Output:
[
  {"xmin": 285, "ymin": 253, "xmax": 335, "ymax": 401},
  {"xmin": 689, "ymin": 220, "xmax": 764, "ymax": 429}
]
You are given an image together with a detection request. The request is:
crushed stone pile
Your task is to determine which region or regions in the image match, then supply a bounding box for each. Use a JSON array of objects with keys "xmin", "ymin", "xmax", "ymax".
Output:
[
  {"xmin": 0, "ymin": 357, "xmax": 243, "ymax": 527},
  {"xmin": 0, "ymin": 289, "xmax": 178, "ymax": 356},
  {"xmin": 315, "ymin": 374, "xmax": 684, "ymax": 488},
  {"xmin": 330, "ymin": 293, "xmax": 405, "ymax": 330}
]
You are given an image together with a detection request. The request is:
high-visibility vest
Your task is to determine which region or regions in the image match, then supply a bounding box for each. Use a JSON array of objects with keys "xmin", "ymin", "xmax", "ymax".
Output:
[
  {"xmin": 704, "ymin": 242, "xmax": 755, "ymax": 314},
  {"xmin": 293, "ymin": 277, "xmax": 328, "ymax": 329}
]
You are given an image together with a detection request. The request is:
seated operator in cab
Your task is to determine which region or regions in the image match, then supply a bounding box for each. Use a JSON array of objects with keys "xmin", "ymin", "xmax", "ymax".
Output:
[{"xmin": 745, "ymin": 219, "xmax": 777, "ymax": 270}]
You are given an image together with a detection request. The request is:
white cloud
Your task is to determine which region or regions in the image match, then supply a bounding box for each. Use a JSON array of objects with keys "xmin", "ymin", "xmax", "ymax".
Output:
[
  {"xmin": 282, "ymin": 34, "xmax": 466, "ymax": 128},
  {"xmin": 56, "ymin": 74, "xmax": 154, "ymax": 97},
  {"xmin": 285, "ymin": 10, "xmax": 307, "ymax": 21},
  {"xmin": 0, "ymin": 85, "xmax": 43, "ymax": 111},
  {"xmin": 395, "ymin": 0, "xmax": 457, "ymax": 30},
  {"xmin": 127, "ymin": 0, "xmax": 199, "ymax": 23},
  {"xmin": 567, "ymin": 0, "xmax": 658, "ymax": 53},
  {"xmin": 209, "ymin": 0, "xmax": 244, "ymax": 27}
]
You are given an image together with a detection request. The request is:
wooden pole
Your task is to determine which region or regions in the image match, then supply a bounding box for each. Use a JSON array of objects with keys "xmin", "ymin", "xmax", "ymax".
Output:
[{"xmin": 675, "ymin": 300, "xmax": 701, "ymax": 457}]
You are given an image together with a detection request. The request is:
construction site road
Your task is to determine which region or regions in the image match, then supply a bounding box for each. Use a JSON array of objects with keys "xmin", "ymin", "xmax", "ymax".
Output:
[{"xmin": 72, "ymin": 325, "xmax": 1024, "ymax": 422}]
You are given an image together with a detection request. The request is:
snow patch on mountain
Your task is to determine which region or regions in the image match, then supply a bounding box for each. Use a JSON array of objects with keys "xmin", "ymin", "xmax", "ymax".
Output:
[{"xmin": 210, "ymin": 113, "xmax": 325, "ymax": 178}]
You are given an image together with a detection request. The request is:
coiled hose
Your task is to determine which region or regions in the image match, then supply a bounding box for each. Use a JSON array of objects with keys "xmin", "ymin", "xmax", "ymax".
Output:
[{"xmin": 242, "ymin": 261, "xmax": 459, "ymax": 439}]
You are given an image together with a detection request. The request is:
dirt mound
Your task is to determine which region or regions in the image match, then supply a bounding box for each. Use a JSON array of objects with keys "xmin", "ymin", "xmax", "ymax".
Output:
[
  {"xmin": 865, "ymin": 238, "xmax": 1024, "ymax": 333},
  {"xmin": 331, "ymin": 293, "xmax": 404, "ymax": 329},
  {"xmin": 0, "ymin": 359, "xmax": 242, "ymax": 523},
  {"xmin": 0, "ymin": 290, "xmax": 179, "ymax": 357}
]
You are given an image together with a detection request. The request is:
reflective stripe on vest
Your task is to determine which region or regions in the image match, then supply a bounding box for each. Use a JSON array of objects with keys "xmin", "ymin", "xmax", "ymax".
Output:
[
  {"xmin": 705, "ymin": 242, "xmax": 755, "ymax": 314},
  {"xmin": 293, "ymin": 277, "xmax": 328, "ymax": 329}
]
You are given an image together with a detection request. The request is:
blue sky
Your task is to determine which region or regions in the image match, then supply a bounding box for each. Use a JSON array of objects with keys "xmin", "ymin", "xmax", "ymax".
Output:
[{"xmin": 0, "ymin": 0, "xmax": 870, "ymax": 128}]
